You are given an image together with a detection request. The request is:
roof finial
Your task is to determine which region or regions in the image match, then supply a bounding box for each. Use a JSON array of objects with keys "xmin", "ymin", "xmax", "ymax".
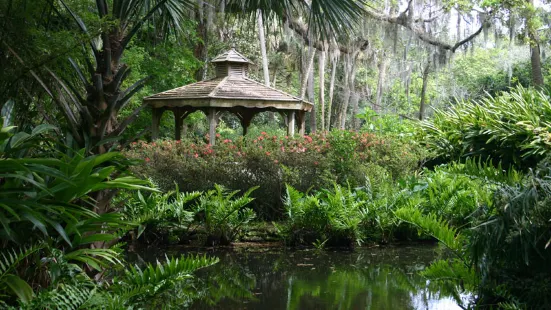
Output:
[{"xmin": 231, "ymin": 43, "xmax": 236, "ymax": 50}]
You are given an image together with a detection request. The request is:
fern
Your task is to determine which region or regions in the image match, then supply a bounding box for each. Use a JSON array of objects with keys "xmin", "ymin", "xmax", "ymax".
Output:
[
  {"xmin": 394, "ymin": 207, "xmax": 464, "ymax": 253},
  {"xmin": 26, "ymin": 284, "xmax": 94, "ymax": 310},
  {"xmin": 0, "ymin": 244, "xmax": 45, "ymax": 304},
  {"xmin": 109, "ymin": 254, "xmax": 218, "ymax": 307}
]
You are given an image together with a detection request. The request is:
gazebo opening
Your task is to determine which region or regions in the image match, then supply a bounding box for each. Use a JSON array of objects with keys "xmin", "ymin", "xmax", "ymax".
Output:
[{"xmin": 144, "ymin": 48, "xmax": 313, "ymax": 145}]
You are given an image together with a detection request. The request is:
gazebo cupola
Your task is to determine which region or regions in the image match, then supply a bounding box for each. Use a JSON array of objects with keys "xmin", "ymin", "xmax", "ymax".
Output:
[
  {"xmin": 144, "ymin": 47, "xmax": 313, "ymax": 145},
  {"xmin": 211, "ymin": 48, "xmax": 252, "ymax": 77}
]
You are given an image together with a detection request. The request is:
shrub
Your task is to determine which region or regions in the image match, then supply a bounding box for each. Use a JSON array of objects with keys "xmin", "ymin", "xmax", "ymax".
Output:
[
  {"xmin": 468, "ymin": 161, "xmax": 551, "ymax": 309},
  {"xmin": 420, "ymin": 85, "xmax": 551, "ymax": 170},
  {"xmin": 277, "ymin": 184, "xmax": 368, "ymax": 247},
  {"xmin": 193, "ymin": 185, "xmax": 257, "ymax": 246},
  {"xmin": 125, "ymin": 130, "xmax": 424, "ymax": 219}
]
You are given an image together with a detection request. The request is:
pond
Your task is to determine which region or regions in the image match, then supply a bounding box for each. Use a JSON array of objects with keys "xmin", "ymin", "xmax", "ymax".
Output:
[{"xmin": 129, "ymin": 244, "xmax": 467, "ymax": 309}]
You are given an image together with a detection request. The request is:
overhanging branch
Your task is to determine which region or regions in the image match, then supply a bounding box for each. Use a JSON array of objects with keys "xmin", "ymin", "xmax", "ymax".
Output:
[
  {"xmin": 284, "ymin": 16, "xmax": 369, "ymax": 54},
  {"xmin": 365, "ymin": 8, "xmax": 487, "ymax": 52}
]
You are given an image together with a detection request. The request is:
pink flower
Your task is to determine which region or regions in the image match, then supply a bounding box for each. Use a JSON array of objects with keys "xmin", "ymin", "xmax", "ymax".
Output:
[
  {"xmin": 259, "ymin": 146, "xmax": 263, "ymax": 149},
  {"xmin": 145, "ymin": 157, "xmax": 151, "ymax": 162},
  {"xmin": 261, "ymin": 131, "xmax": 267, "ymax": 135},
  {"xmin": 216, "ymin": 133, "xmax": 221, "ymax": 138},
  {"xmin": 314, "ymin": 161, "xmax": 318, "ymax": 165},
  {"xmin": 281, "ymin": 146, "xmax": 285, "ymax": 152},
  {"xmin": 265, "ymin": 152, "xmax": 271, "ymax": 156},
  {"xmin": 194, "ymin": 153, "xmax": 199, "ymax": 158},
  {"xmin": 274, "ymin": 160, "xmax": 279, "ymax": 164}
]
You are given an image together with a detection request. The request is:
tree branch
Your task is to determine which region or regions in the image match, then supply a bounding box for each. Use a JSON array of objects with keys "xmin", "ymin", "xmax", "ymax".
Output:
[
  {"xmin": 365, "ymin": 8, "xmax": 486, "ymax": 52},
  {"xmin": 284, "ymin": 16, "xmax": 369, "ymax": 54}
]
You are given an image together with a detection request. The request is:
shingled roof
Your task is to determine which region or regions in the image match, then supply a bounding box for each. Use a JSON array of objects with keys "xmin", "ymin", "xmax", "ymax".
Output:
[
  {"xmin": 144, "ymin": 48, "xmax": 312, "ymax": 111},
  {"xmin": 210, "ymin": 48, "xmax": 253, "ymax": 64}
]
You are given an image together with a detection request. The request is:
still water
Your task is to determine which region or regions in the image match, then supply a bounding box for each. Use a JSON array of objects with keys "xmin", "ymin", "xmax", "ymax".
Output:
[{"xmin": 130, "ymin": 244, "xmax": 466, "ymax": 310}]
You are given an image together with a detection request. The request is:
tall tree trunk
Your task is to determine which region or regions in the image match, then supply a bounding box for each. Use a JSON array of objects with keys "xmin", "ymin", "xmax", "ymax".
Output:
[
  {"xmin": 530, "ymin": 40, "xmax": 544, "ymax": 87},
  {"xmin": 319, "ymin": 49, "xmax": 326, "ymax": 131},
  {"xmin": 307, "ymin": 65, "xmax": 316, "ymax": 132},
  {"xmin": 340, "ymin": 52, "xmax": 357, "ymax": 129},
  {"xmin": 419, "ymin": 61, "xmax": 431, "ymax": 120},
  {"xmin": 257, "ymin": 10, "xmax": 270, "ymax": 86},
  {"xmin": 374, "ymin": 54, "xmax": 388, "ymax": 113},
  {"xmin": 257, "ymin": 9, "xmax": 275, "ymax": 122},
  {"xmin": 194, "ymin": 0, "xmax": 208, "ymax": 81},
  {"xmin": 351, "ymin": 92, "xmax": 360, "ymax": 130},
  {"xmin": 527, "ymin": 0, "xmax": 544, "ymax": 87},
  {"xmin": 300, "ymin": 47, "xmax": 316, "ymax": 99},
  {"xmin": 327, "ymin": 51, "xmax": 338, "ymax": 130}
]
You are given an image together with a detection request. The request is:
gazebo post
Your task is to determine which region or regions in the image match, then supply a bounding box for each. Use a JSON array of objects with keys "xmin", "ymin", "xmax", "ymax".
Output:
[
  {"xmin": 239, "ymin": 110, "xmax": 256, "ymax": 136},
  {"xmin": 208, "ymin": 108, "xmax": 217, "ymax": 145},
  {"xmin": 287, "ymin": 111, "xmax": 295, "ymax": 136},
  {"xmin": 151, "ymin": 108, "xmax": 164, "ymax": 141},
  {"xmin": 298, "ymin": 111, "xmax": 306, "ymax": 136},
  {"xmin": 174, "ymin": 109, "xmax": 183, "ymax": 140}
]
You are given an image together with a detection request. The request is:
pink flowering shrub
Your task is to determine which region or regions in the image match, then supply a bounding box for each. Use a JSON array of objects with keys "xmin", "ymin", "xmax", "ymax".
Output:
[{"xmin": 124, "ymin": 130, "xmax": 424, "ymax": 219}]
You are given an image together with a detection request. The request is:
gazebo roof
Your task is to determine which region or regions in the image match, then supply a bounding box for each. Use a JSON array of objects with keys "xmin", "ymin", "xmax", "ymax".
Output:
[
  {"xmin": 210, "ymin": 48, "xmax": 253, "ymax": 64},
  {"xmin": 144, "ymin": 48, "xmax": 313, "ymax": 111}
]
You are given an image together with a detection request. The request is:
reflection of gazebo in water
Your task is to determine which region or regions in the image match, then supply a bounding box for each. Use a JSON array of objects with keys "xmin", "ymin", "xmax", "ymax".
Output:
[{"xmin": 144, "ymin": 48, "xmax": 313, "ymax": 145}]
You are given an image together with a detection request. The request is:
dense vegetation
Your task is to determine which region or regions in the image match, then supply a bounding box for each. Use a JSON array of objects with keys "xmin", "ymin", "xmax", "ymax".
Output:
[{"xmin": 2, "ymin": 0, "xmax": 551, "ymax": 308}]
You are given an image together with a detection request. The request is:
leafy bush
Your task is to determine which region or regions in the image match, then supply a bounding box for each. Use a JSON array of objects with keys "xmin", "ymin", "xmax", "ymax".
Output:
[
  {"xmin": 396, "ymin": 159, "xmax": 551, "ymax": 309},
  {"xmin": 420, "ymin": 85, "xmax": 551, "ymax": 170},
  {"xmin": 118, "ymin": 186, "xmax": 202, "ymax": 244},
  {"xmin": 468, "ymin": 162, "xmax": 551, "ymax": 309},
  {"xmin": 0, "ymin": 122, "xmax": 219, "ymax": 308},
  {"xmin": 193, "ymin": 185, "xmax": 257, "ymax": 246},
  {"xmin": 278, "ymin": 184, "xmax": 368, "ymax": 247},
  {"xmin": 125, "ymin": 130, "xmax": 424, "ymax": 219}
]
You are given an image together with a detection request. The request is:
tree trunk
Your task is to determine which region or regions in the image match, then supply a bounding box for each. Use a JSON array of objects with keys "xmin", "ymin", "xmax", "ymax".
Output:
[
  {"xmin": 526, "ymin": 0, "xmax": 544, "ymax": 87},
  {"xmin": 257, "ymin": 10, "xmax": 270, "ymax": 86},
  {"xmin": 351, "ymin": 92, "xmax": 360, "ymax": 130},
  {"xmin": 300, "ymin": 47, "xmax": 316, "ymax": 99},
  {"xmin": 327, "ymin": 52, "xmax": 338, "ymax": 130},
  {"xmin": 419, "ymin": 62, "xmax": 431, "ymax": 120},
  {"xmin": 194, "ymin": 0, "xmax": 208, "ymax": 81},
  {"xmin": 307, "ymin": 65, "xmax": 316, "ymax": 133},
  {"xmin": 530, "ymin": 40, "xmax": 544, "ymax": 87},
  {"xmin": 319, "ymin": 49, "xmax": 326, "ymax": 131},
  {"xmin": 340, "ymin": 53, "xmax": 357, "ymax": 129},
  {"xmin": 257, "ymin": 9, "xmax": 275, "ymax": 121},
  {"xmin": 374, "ymin": 54, "xmax": 388, "ymax": 113}
]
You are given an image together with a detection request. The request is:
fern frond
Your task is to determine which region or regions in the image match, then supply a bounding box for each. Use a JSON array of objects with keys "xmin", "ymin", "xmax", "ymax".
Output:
[
  {"xmin": 0, "ymin": 243, "xmax": 44, "ymax": 278},
  {"xmin": 119, "ymin": 254, "xmax": 218, "ymax": 289},
  {"xmin": 394, "ymin": 207, "xmax": 464, "ymax": 252}
]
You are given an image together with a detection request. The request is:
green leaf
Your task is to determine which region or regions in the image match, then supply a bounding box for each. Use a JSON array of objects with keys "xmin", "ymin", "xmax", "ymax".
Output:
[{"xmin": 4, "ymin": 274, "xmax": 33, "ymax": 303}]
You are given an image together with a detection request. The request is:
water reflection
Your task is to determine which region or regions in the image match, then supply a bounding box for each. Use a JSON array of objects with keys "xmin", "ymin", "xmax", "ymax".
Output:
[{"xmin": 129, "ymin": 245, "xmax": 464, "ymax": 310}]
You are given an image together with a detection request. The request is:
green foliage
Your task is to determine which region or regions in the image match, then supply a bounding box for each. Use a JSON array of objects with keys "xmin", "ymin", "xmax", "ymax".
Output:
[
  {"xmin": 420, "ymin": 85, "xmax": 551, "ymax": 169},
  {"xmin": 126, "ymin": 131, "xmax": 424, "ymax": 219},
  {"xmin": 193, "ymin": 185, "xmax": 258, "ymax": 245},
  {"xmin": 102, "ymin": 254, "xmax": 218, "ymax": 308},
  {"xmin": 468, "ymin": 162, "xmax": 551, "ymax": 308},
  {"xmin": 278, "ymin": 183, "xmax": 368, "ymax": 247},
  {"xmin": 395, "ymin": 207, "xmax": 464, "ymax": 252},
  {"xmin": 119, "ymin": 185, "xmax": 201, "ymax": 242},
  {"xmin": 0, "ymin": 124, "xmax": 219, "ymax": 308}
]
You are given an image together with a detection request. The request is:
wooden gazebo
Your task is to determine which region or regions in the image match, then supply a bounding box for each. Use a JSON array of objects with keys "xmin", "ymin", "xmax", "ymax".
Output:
[{"xmin": 144, "ymin": 48, "xmax": 313, "ymax": 145}]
